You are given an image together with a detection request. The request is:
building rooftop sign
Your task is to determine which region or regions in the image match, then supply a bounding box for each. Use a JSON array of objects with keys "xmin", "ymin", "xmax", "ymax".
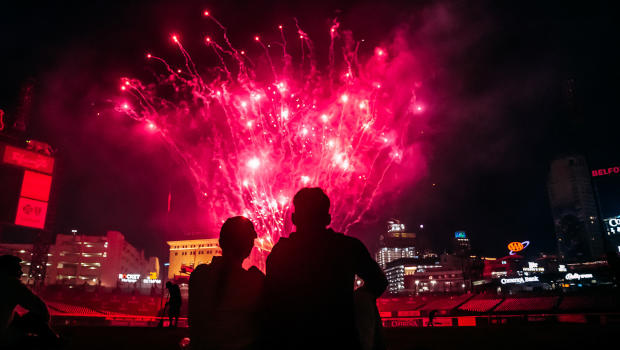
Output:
[
  {"xmin": 455, "ymin": 231, "xmax": 467, "ymax": 239},
  {"xmin": 507, "ymin": 241, "xmax": 529, "ymax": 255},
  {"xmin": 565, "ymin": 273, "xmax": 593, "ymax": 281},
  {"xmin": 388, "ymin": 222, "xmax": 406, "ymax": 233},
  {"xmin": 2, "ymin": 145, "xmax": 54, "ymax": 174},
  {"xmin": 604, "ymin": 216, "xmax": 620, "ymax": 235},
  {"xmin": 500, "ymin": 276, "xmax": 539, "ymax": 284},
  {"xmin": 592, "ymin": 166, "xmax": 620, "ymax": 177}
]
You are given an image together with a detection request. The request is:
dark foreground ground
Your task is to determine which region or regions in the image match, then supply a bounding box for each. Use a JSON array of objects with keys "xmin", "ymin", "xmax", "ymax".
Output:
[{"xmin": 55, "ymin": 324, "xmax": 618, "ymax": 350}]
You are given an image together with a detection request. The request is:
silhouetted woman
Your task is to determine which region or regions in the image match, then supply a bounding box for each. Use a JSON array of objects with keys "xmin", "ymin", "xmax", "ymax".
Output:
[{"xmin": 189, "ymin": 216, "xmax": 264, "ymax": 350}]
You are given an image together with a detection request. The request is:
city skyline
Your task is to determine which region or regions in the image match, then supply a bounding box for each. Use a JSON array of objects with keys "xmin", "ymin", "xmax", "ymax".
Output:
[{"xmin": 1, "ymin": 0, "xmax": 620, "ymax": 259}]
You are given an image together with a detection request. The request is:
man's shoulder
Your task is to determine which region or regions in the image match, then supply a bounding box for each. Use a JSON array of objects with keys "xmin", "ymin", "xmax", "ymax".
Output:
[
  {"xmin": 329, "ymin": 230, "xmax": 365, "ymax": 247},
  {"xmin": 193, "ymin": 263, "xmax": 211, "ymax": 274},
  {"xmin": 268, "ymin": 237, "xmax": 291, "ymax": 257},
  {"xmin": 244, "ymin": 266, "xmax": 266, "ymax": 284}
]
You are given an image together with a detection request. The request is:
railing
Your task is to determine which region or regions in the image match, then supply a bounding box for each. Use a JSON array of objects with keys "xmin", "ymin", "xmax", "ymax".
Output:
[{"xmin": 381, "ymin": 312, "xmax": 620, "ymax": 328}]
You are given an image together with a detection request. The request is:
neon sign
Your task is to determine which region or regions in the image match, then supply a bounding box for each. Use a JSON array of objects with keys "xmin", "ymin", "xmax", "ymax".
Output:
[
  {"xmin": 565, "ymin": 273, "xmax": 593, "ymax": 280},
  {"xmin": 507, "ymin": 241, "xmax": 529, "ymax": 255},
  {"xmin": 118, "ymin": 274, "xmax": 140, "ymax": 283},
  {"xmin": 604, "ymin": 216, "xmax": 620, "ymax": 235},
  {"xmin": 522, "ymin": 262, "xmax": 544, "ymax": 273},
  {"xmin": 142, "ymin": 278, "xmax": 161, "ymax": 284},
  {"xmin": 592, "ymin": 166, "xmax": 620, "ymax": 177},
  {"xmin": 455, "ymin": 231, "xmax": 466, "ymax": 239},
  {"xmin": 500, "ymin": 276, "xmax": 539, "ymax": 284}
]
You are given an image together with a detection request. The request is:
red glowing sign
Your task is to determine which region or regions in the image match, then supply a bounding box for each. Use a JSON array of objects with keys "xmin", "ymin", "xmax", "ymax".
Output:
[
  {"xmin": 14, "ymin": 197, "xmax": 48, "ymax": 229},
  {"xmin": 2, "ymin": 145, "xmax": 54, "ymax": 174},
  {"xmin": 592, "ymin": 166, "xmax": 620, "ymax": 177},
  {"xmin": 20, "ymin": 170, "xmax": 52, "ymax": 202}
]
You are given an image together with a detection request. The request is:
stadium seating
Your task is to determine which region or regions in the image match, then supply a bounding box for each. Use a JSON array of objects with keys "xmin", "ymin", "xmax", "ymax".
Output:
[
  {"xmin": 558, "ymin": 295, "xmax": 620, "ymax": 312},
  {"xmin": 458, "ymin": 296, "xmax": 503, "ymax": 313},
  {"xmin": 46, "ymin": 301, "xmax": 106, "ymax": 317},
  {"xmin": 418, "ymin": 294, "xmax": 473, "ymax": 311},
  {"xmin": 493, "ymin": 296, "xmax": 558, "ymax": 312}
]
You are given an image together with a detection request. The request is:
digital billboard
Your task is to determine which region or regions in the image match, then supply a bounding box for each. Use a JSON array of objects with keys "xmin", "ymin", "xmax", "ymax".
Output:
[
  {"xmin": 1, "ymin": 143, "xmax": 54, "ymax": 231},
  {"xmin": 455, "ymin": 231, "xmax": 467, "ymax": 238}
]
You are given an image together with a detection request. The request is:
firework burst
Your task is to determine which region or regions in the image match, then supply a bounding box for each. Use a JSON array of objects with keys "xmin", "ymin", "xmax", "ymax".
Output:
[{"xmin": 117, "ymin": 11, "xmax": 426, "ymax": 268}]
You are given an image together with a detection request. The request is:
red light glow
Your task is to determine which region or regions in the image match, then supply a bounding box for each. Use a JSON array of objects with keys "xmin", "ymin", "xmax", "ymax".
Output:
[{"xmin": 116, "ymin": 16, "xmax": 426, "ymax": 267}]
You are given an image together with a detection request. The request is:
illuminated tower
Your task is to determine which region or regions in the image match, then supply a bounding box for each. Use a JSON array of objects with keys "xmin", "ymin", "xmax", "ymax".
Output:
[
  {"xmin": 547, "ymin": 155, "xmax": 603, "ymax": 261},
  {"xmin": 453, "ymin": 231, "xmax": 471, "ymax": 254},
  {"xmin": 375, "ymin": 220, "xmax": 417, "ymax": 269}
]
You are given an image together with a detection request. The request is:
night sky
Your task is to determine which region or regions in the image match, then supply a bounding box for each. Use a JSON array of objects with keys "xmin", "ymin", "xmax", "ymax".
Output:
[{"xmin": 1, "ymin": 0, "xmax": 619, "ymax": 259}]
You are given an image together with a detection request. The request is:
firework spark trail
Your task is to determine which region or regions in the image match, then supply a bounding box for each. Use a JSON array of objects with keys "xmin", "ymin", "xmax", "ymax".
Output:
[{"xmin": 117, "ymin": 12, "xmax": 425, "ymax": 268}]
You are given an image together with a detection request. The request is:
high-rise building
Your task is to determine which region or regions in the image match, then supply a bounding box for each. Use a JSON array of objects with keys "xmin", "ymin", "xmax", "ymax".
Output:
[
  {"xmin": 547, "ymin": 155, "xmax": 604, "ymax": 261},
  {"xmin": 453, "ymin": 231, "xmax": 471, "ymax": 254},
  {"xmin": 375, "ymin": 220, "xmax": 417, "ymax": 269}
]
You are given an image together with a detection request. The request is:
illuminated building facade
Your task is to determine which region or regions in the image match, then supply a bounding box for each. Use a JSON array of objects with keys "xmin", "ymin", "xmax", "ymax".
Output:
[
  {"xmin": 384, "ymin": 257, "xmax": 467, "ymax": 295},
  {"xmin": 453, "ymin": 231, "xmax": 471, "ymax": 254},
  {"xmin": 376, "ymin": 220, "xmax": 417, "ymax": 269},
  {"xmin": 0, "ymin": 230, "xmax": 159, "ymax": 287},
  {"xmin": 166, "ymin": 239, "xmax": 221, "ymax": 280},
  {"xmin": 547, "ymin": 155, "xmax": 604, "ymax": 261}
]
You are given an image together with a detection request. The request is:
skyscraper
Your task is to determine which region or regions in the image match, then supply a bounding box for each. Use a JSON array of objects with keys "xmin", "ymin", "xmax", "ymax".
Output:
[
  {"xmin": 547, "ymin": 155, "xmax": 604, "ymax": 261},
  {"xmin": 375, "ymin": 220, "xmax": 417, "ymax": 269},
  {"xmin": 453, "ymin": 231, "xmax": 471, "ymax": 254}
]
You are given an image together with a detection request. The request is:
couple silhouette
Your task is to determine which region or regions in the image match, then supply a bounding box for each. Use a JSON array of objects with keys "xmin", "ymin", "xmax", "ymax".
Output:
[{"xmin": 188, "ymin": 187, "xmax": 388, "ymax": 350}]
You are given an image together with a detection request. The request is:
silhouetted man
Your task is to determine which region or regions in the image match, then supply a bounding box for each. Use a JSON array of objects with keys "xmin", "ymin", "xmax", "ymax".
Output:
[
  {"xmin": 264, "ymin": 188, "xmax": 388, "ymax": 350},
  {"xmin": 0, "ymin": 255, "xmax": 57, "ymax": 346},
  {"xmin": 165, "ymin": 281, "xmax": 181, "ymax": 328},
  {"xmin": 189, "ymin": 216, "xmax": 264, "ymax": 349}
]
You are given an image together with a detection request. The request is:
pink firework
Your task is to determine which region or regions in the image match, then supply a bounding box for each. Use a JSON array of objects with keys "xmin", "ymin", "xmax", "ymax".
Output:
[{"xmin": 117, "ymin": 13, "xmax": 426, "ymax": 268}]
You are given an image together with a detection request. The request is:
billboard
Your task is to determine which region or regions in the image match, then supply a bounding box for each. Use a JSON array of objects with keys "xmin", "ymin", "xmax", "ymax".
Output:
[
  {"xmin": 14, "ymin": 197, "xmax": 48, "ymax": 229},
  {"xmin": 2, "ymin": 145, "xmax": 54, "ymax": 174},
  {"xmin": 455, "ymin": 231, "xmax": 467, "ymax": 239},
  {"xmin": 1, "ymin": 143, "xmax": 54, "ymax": 231}
]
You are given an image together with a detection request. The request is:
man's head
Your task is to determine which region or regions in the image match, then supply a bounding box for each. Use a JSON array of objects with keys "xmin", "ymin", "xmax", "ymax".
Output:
[
  {"xmin": 292, "ymin": 187, "xmax": 331, "ymax": 232},
  {"xmin": 219, "ymin": 216, "xmax": 257, "ymax": 262},
  {"xmin": 0, "ymin": 254, "xmax": 23, "ymax": 279}
]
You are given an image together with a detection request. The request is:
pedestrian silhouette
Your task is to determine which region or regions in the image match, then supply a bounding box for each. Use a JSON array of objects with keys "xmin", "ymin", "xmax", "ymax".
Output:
[
  {"xmin": 428, "ymin": 310, "xmax": 437, "ymax": 327},
  {"xmin": 263, "ymin": 187, "xmax": 388, "ymax": 350},
  {"xmin": 188, "ymin": 216, "xmax": 264, "ymax": 350},
  {"xmin": 0, "ymin": 255, "xmax": 59, "ymax": 348},
  {"xmin": 165, "ymin": 281, "xmax": 181, "ymax": 328}
]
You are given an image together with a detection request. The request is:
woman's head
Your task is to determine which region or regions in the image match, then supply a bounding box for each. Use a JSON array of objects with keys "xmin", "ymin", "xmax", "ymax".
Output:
[{"xmin": 219, "ymin": 216, "xmax": 257, "ymax": 261}]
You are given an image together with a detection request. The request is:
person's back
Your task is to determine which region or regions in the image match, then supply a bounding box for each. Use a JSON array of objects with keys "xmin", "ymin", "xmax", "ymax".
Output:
[
  {"xmin": 190, "ymin": 259, "xmax": 264, "ymax": 349},
  {"xmin": 189, "ymin": 216, "xmax": 264, "ymax": 350},
  {"xmin": 264, "ymin": 188, "xmax": 387, "ymax": 350}
]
